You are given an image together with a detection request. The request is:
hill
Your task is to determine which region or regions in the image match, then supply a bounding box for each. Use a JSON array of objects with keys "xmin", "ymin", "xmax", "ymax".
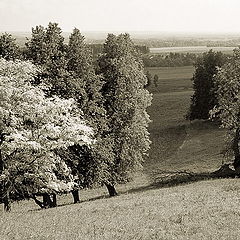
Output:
[
  {"xmin": 0, "ymin": 66, "xmax": 234, "ymax": 240},
  {"xmin": 1, "ymin": 179, "xmax": 240, "ymax": 239}
]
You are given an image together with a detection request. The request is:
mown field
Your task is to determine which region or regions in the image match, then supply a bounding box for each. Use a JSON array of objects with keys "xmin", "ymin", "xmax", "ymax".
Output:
[
  {"xmin": 146, "ymin": 66, "xmax": 194, "ymax": 93},
  {"xmin": 1, "ymin": 66, "xmax": 235, "ymax": 240},
  {"xmin": 150, "ymin": 46, "xmax": 235, "ymax": 55}
]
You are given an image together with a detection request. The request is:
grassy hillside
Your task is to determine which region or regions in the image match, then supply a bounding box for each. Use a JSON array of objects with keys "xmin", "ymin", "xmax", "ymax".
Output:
[
  {"xmin": 1, "ymin": 179, "xmax": 240, "ymax": 240},
  {"xmin": 145, "ymin": 66, "xmax": 226, "ymax": 174},
  {"xmin": 0, "ymin": 66, "xmax": 232, "ymax": 240}
]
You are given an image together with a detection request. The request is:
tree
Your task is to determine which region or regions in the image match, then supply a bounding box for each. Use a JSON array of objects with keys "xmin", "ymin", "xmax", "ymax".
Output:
[
  {"xmin": 61, "ymin": 28, "xmax": 113, "ymax": 202},
  {"xmin": 210, "ymin": 48, "xmax": 240, "ymax": 173},
  {"xmin": 187, "ymin": 50, "xmax": 226, "ymax": 120},
  {"xmin": 25, "ymin": 23, "xmax": 70, "ymax": 206},
  {"xmin": 153, "ymin": 74, "xmax": 159, "ymax": 87},
  {"xmin": 98, "ymin": 33, "xmax": 152, "ymax": 195},
  {"xmin": 25, "ymin": 22, "xmax": 68, "ymax": 92},
  {"xmin": 0, "ymin": 59, "xmax": 94, "ymax": 211},
  {"xmin": 0, "ymin": 33, "xmax": 20, "ymax": 60},
  {"xmin": 145, "ymin": 71, "xmax": 152, "ymax": 88},
  {"xmin": 26, "ymin": 25, "xmax": 113, "ymax": 203}
]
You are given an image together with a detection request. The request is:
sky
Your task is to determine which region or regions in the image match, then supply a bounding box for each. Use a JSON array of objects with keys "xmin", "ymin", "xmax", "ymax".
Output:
[{"xmin": 0, "ymin": 0, "xmax": 240, "ymax": 33}]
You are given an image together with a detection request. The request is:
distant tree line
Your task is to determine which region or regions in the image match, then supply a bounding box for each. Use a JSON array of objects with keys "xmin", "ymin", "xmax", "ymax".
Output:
[
  {"xmin": 134, "ymin": 38, "xmax": 240, "ymax": 48},
  {"xmin": 0, "ymin": 24, "xmax": 152, "ymax": 211},
  {"xmin": 89, "ymin": 43, "xmax": 149, "ymax": 58},
  {"xmin": 143, "ymin": 52, "xmax": 198, "ymax": 67}
]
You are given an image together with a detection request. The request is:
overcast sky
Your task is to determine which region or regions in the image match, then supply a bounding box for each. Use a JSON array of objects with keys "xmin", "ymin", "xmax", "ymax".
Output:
[{"xmin": 0, "ymin": 0, "xmax": 239, "ymax": 33}]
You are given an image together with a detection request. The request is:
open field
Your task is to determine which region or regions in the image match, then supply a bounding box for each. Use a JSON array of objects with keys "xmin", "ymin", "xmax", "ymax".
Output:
[
  {"xmin": 0, "ymin": 66, "xmax": 233, "ymax": 239},
  {"xmin": 150, "ymin": 46, "xmax": 235, "ymax": 54},
  {"xmin": 145, "ymin": 66, "xmax": 194, "ymax": 93}
]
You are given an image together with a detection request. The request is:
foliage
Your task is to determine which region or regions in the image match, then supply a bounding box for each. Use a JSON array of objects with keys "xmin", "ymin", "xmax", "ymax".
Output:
[
  {"xmin": 89, "ymin": 44, "xmax": 149, "ymax": 60},
  {"xmin": 187, "ymin": 50, "xmax": 226, "ymax": 120},
  {"xmin": 0, "ymin": 59, "xmax": 93, "ymax": 200},
  {"xmin": 63, "ymin": 28, "xmax": 114, "ymax": 188},
  {"xmin": 25, "ymin": 22, "xmax": 68, "ymax": 90},
  {"xmin": 0, "ymin": 33, "xmax": 20, "ymax": 60},
  {"xmin": 98, "ymin": 33, "xmax": 152, "ymax": 183},
  {"xmin": 210, "ymin": 48, "xmax": 240, "ymax": 168},
  {"xmin": 26, "ymin": 24, "xmax": 114, "ymax": 189},
  {"xmin": 211, "ymin": 49, "xmax": 240, "ymax": 129}
]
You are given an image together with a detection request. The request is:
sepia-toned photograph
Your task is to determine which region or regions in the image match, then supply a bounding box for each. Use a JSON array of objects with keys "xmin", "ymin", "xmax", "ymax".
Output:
[{"xmin": 1, "ymin": 0, "xmax": 240, "ymax": 239}]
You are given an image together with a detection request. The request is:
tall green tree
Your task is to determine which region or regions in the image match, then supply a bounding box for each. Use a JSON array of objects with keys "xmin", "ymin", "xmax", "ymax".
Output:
[
  {"xmin": 211, "ymin": 48, "xmax": 240, "ymax": 173},
  {"xmin": 187, "ymin": 50, "xmax": 226, "ymax": 120},
  {"xmin": 0, "ymin": 33, "xmax": 20, "ymax": 60},
  {"xmin": 62, "ymin": 28, "xmax": 114, "ymax": 202},
  {"xmin": 25, "ymin": 23, "xmax": 68, "ymax": 93},
  {"xmin": 98, "ymin": 34, "xmax": 152, "ymax": 195}
]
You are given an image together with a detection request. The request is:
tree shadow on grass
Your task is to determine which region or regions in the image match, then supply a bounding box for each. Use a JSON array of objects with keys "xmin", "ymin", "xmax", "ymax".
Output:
[
  {"xmin": 57, "ymin": 195, "xmax": 110, "ymax": 207},
  {"xmin": 120, "ymin": 164, "xmax": 238, "ymax": 195},
  {"xmin": 29, "ymin": 165, "xmax": 237, "ymax": 212},
  {"xmin": 29, "ymin": 194, "xmax": 112, "ymax": 212}
]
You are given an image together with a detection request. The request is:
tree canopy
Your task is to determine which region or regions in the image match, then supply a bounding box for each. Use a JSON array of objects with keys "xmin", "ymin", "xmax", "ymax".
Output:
[
  {"xmin": 210, "ymin": 48, "xmax": 240, "ymax": 170},
  {"xmin": 98, "ymin": 34, "xmax": 152, "ymax": 189},
  {"xmin": 0, "ymin": 58, "xmax": 94, "ymax": 210},
  {"xmin": 187, "ymin": 50, "xmax": 226, "ymax": 120},
  {"xmin": 0, "ymin": 33, "xmax": 20, "ymax": 60}
]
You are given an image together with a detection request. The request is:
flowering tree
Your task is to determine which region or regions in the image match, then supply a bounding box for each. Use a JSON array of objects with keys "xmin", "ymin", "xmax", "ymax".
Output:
[
  {"xmin": 0, "ymin": 59, "xmax": 94, "ymax": 211},
  {"xmin": 26, "ymin": 24, "xmax": 113, "ymax": 203},
  {"xmin": 210, "ymin": 48, "xmax": 240, "ymax": 172}
]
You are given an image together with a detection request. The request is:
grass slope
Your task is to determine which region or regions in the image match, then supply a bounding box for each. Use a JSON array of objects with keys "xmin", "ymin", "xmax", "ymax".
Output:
[
  {"xmin": 1, "ymin": 179, "xmax": 240, "ymax": 240},
  {"xmin": 146, "ymin": 66, "xmax": 226, "ymax": 174},
  {"xmin": 0, "ymin": 66, "xmax": 233, "ymax": 240}
]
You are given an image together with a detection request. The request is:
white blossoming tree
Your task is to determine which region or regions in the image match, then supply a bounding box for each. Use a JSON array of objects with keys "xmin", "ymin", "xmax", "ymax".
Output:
[{"xmin": 0, "ymin": 59, "xmax": 94, "ymax": 211}]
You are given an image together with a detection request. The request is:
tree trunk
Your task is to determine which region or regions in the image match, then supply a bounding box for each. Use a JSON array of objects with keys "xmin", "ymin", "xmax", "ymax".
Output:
[
  {"xmin": 42, "ymin": 193, "xmax": 54, "ymax": 208},
  {"xmin": 0, "ymin": 149, "xmax": 3, "ymax": 173},
  {"xmin": 71, "ymin": 189, "xmax": 80, "ymax": 203},
  {"xmin": 51, "ymin": 193, "xmax": 57, "ymax": 207},
  {"xmin": 3, "ymin": 191, "xmax": 11, "ymax": 212},
  {"xmin": 105, "ymin": 183, "xmax": 118, "ymax": 197},
  {"xmin": 232, "ymin": 128, "xmax": 240, "ymax": 173},
  {"xmin": 32, "ymin": 194, "xmax": 45, "ymax": 209},
  {"xmin": 0, "ymin": 145, "xmax": 11, "ymax": 212}
]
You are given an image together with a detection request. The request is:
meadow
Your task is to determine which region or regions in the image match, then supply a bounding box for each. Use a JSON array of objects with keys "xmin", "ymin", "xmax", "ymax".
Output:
[
  {"xmin": 145, "ymin": 66, "xmax": 225, "ymax": 172},
  {"xmin": 0, "ymin": 66, "xmax": 235, "ymax": 240}
]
